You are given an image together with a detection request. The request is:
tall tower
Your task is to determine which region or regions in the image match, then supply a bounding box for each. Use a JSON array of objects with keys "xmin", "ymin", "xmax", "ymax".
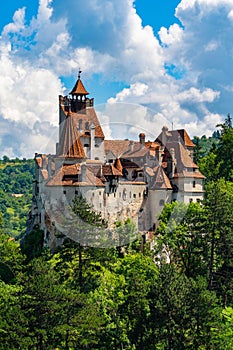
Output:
[{"xmin": 69, "ymin": 70, "xmax": 89, "ymax": 112}]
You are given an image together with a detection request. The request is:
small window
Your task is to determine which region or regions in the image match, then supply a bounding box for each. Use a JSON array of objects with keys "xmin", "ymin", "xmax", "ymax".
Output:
[
  {"xmin": 84, "ymin": 143, "xmax": 89, "ymax": 147},
  {"xmin": 78, "ymin": 119, "xmax": 83, "ymax": 130},
  {"xmin": 75, "ymin": 190, "xmax": 78, "ymax": 195},
  {"xmin": 189, "ymin": 198, "xmax": 193, "ymax": 203},
  {"xmin": 159, "ymin": 199, "xmax": 165, "ymax": 206},
  {"xmin": 95, "ymin": 144, "xmax": 99, "ymax": 148},
  {"xmin": 139, "ymin": 193, "xmax": 141, "ymax": 198},
  {"xmin": 99, "ymin": 191, "xmax": 102, "ymax": 196},
  {"xmin": 85, "ymin": 121, "xmax": 89, "ymax": 130},
  {"xmin": 133, "ymin": 193, "xmax": 136, "ymax": 198},
  {"xmin": 63, "ymin": 190, "xmax": 66, "ymax": 194},
  {"xmin": 193, "ymin": 181, "xmax": 196, "ymax": 188},
  {"xmin": 95, "ymin": 157, "xmax": 99, "ymax": 160}
]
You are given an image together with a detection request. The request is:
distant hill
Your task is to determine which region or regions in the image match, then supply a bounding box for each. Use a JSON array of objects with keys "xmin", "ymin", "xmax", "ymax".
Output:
[{"xmin": 0, "ymin": 157, "xmax": 34, "ymax": 237}]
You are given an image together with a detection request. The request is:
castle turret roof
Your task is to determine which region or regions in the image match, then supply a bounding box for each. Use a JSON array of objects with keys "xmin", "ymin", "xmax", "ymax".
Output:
[
  {"xmin": 57, "ymin": 113, "xmax": 86, "ymax": 158},
  {"xmin": 69, "ymin": 75, "xmax": 89, "ymax": 95}
]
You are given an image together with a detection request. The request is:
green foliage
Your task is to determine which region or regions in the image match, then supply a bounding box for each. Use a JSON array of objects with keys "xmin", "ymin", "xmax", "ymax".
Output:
[
  {"xmin": 0, "ymin": 158, "xmax": 34, "ymax": 237},
  {"xmin": 0, "ymin": 148, "xmax": 232, "ymax": 349},
  {"xmin": 0, "ymin": 232, "xmax": 24, "ymax": 283},
  {"xmin": 20, "ymin": 226, "xmax": 44, "ymax": 262},
  {"xmin": 216, "ymin": 114, "xmax": 233, "ymax": 181},
  {"xmin": 73, "ymin": 194, "xmax": 107, "ymax": 228},
  {"xmin": 150, "ymin": 266, "xmax": 221, "ymax": 349},
  {"xmin": 156, "ymin": 202, "xmax": 209, "ymax": 277},
  {"xmin": 192, "ymin": 133, "xmax": 219, "ymax": 164},
  {"xmin": 204, "ymin": 179, "xmax": 233, "ymax": 302},
  {"xmin": 211, "ymin": 307, "xmax": 233, "ymax": 349},
  {"xmin": 194, "ymin": 114, "xmax": 233, "ymax": 181},
  {"xmin": 0, "ymin": 281, "xmax": 31, "ymax": 349}
]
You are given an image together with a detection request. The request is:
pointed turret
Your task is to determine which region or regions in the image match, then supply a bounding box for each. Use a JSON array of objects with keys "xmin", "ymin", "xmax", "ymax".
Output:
[
  {"xmin": 114, "ymin": 158, "xmax": 123, "ymax": 174},
  {"xmin": 57, "ymin": 112, "xmax": 86, "ymax": 159},
  {"xmin": 69, "ymin": 70, "xmax": 89, "ymax": 112}
]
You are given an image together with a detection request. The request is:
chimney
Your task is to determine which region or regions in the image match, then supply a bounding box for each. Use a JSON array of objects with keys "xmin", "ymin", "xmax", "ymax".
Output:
[
  {"xmin": 129, "ymin": 140, "xmax": 134, "ymax": 152},
  {"xmin": 139, "ymin": 133, "xmax": 145, "ymax": 146},
  {"xmin": 161, "ymin": 126, "xmax": 169, "ymax": 146},
  {"xmin": 81, "ymin": 163, "xmax": 86, "ymax": 182},
  {"xmin": 170, "ymin": 148, "xmax": 176, "ymax": 178},
  {"xmin": 48, "ymin": 155, "xmax": 52, "ymax": 179},
  {"xmin": 158, "ymin": 147, "xmax": 164, "ymax": 165},
  {"xmin": 90, "ymin": 124, "xmax": 95, "ymax": 159}
]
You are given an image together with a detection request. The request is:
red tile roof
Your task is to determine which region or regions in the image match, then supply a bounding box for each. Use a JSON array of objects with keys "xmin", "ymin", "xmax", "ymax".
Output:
[
  {"xmin": 57, "ymin": 114, "xmax": 86, "ymax": 158},
  {"xmin": 156, "ymin": 128, "xmax": 195, "ymax": 148},
  {"xmin": 173, "ymin": 170, "xmax": 206, "ymax": 179},
  {"xmin": 123, "ymin": 142, "xmax": 149, "ymax": 158},
  {"xmin": 62, "ymin": 107, "xmax": 105, "ymax": 138},
  {"xmin": 151, "ymin": 166, "xmax": 172, "ymax": 190},
  {"xmin": 104, "ymin": 140, "xmax": 131, "ymax": 157},
  {"xmin": 46, "ymin": 164, "xmax": 105, "ymax": 187},
  {"xmin": 171, "ymin": 129, "xmax": 195, "ymax": 147},
  {"xmin": 102, "ymin": 164, "xmax": 122, "ymax": 176},
  {"xmin": 114, "ymin": 158, "xmax": 123, "ymax": 173},
  {"xmin": 69, "ymin": 78, "xmax": 89, "ymax": 95}
]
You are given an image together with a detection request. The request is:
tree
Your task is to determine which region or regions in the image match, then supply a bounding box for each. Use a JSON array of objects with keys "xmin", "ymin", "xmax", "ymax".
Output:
[
  {"xmin": 0, "ymin": 281, "xmax": 31, "ymax": 349},
  {"xmin": 0, "ymin": 232, "xmax": 24, "ymax": 283},
  {"xmin": 216, "ymin": 114, "xmax": 233, "ymax": 180},
  {"xmin": 211, "ymin": 307, "xmax": 233, "ymax": 349},
  {"xmin": 91, "ymin": 253, "xmax": 159, "ymax": 349},
  {"xmin": 155, "ymin": 202, "xmax": 209, "ymax": 278},
  {"xmin": 204, "ymin": 180, "xmax": 233, "ymax": 303},
  {"xmin": 150, "ymin": 265, "xmax": 221, "ymax": 350}
]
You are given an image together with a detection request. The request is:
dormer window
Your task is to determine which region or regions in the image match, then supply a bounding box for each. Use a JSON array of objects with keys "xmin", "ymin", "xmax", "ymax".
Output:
[{"xmin": 78, "ymin": 119, "xmax": 83, "ymax": 130}]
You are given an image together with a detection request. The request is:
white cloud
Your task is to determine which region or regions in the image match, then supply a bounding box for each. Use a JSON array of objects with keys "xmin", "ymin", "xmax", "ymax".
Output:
[
  {"xmin": 176, "ymin": 87, "xmax": 220, "ymax": 103},
  {"xmin": 205, "ymin": 40, "xmax": 219, "ymax": 52},
  {"xmin": 159, "ymin": 23, "xmax": 184, "ymax": 46},
  {"xmin": 108, "ymin": 83, "xmax": 148, "ymax": 103},
  {"xmin": 228, "ymin": 9, "xmax": 233, "ymax": 21},
  {"xmin": 2, "ymin": 8, "xmax": 26, "ymax": 36}
]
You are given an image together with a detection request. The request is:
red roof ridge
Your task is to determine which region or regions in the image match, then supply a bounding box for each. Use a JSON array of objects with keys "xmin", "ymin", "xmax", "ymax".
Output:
[
  {"xmin": 69, "ymin": 78, "xmax": 89, "ymax": 95},
  {"xmin": 57, "ymin": 114, "xmax": 86, "ymax": 158}
]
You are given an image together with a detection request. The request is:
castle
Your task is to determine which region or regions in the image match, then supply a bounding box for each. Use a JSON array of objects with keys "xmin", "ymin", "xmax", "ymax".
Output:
[{"xmin": 30, "ymin": 73, "xmax": 205, "ymax": 249}]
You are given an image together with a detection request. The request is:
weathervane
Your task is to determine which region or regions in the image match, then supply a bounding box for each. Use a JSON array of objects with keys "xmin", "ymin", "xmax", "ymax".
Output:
[{"xmin": 78, "ymin": 68, "xmax": 82, "ymax": 79}]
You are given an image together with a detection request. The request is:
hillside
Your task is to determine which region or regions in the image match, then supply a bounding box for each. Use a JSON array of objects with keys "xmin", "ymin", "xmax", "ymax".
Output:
[{"xmin": 0, "ymin": 157, "xmax": 34, "ymax": 237}]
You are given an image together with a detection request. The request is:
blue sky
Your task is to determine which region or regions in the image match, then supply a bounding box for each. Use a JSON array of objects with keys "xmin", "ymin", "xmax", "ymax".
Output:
[{"xmin": 1, "ymin": 0, "xmax": 233, "ymax": 157}]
